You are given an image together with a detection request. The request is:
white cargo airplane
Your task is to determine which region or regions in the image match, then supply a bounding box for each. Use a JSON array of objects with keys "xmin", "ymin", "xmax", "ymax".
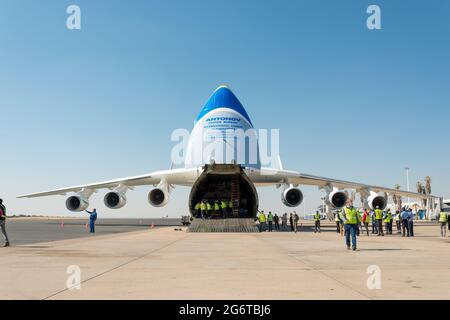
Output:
[{"xmin": 18, "ymin": 85, "xmax": 432, "ymax": 217}]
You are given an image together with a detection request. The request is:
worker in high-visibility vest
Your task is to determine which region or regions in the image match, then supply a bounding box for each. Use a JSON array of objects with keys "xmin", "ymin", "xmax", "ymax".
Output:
[
  {"xmin": 200, "ymin": 200, "xmax": 207, "ymax": 219},
  {"xmin": 384, "ymin": 209, "xmax": 393, "ymax": 235},
  {"xmin": 334, "ymin": 210, "xmax": 342, "ymax": 234},
  {"xmin": 438, "ymin": 211, "xmax": 449, "ymax": 238},
  {"xmin": 374, "ymin": 206, "xmax": 384, "ymax": 236},
  {"xmin": 267, "ymin": 211, "xmax": 274, "ymax": 232},
  {"xmin": 362, "ymin": 209, "xmax": 371, "ymax": 236},
  {"xmin": 258, "ymin": 210, "xmax": 267, "ymax": 232},
  {"xmin": 342, "ymin": 202, "xmax": 359, "ymax": 251},
  {"xmin": 228, "ymin": 200, "xmax": 233, "ymax": 216},
  {"xmin": 206, "ymin": 201, "xmax": 212, "ymax": 219},
  {"xmin": 314, "ymin": 211, "xmax": 321, "ymax": 233},
  {"xmin": 220, "ymin": 200, "xmax": 228, "ymax": 218},
  {"xmin": 214, "ymin": 200, "xmax": 220, "ymax": 217},
  {"xmin": 194, "ymin": 202, "xmax": 201, "ymax": 218}
]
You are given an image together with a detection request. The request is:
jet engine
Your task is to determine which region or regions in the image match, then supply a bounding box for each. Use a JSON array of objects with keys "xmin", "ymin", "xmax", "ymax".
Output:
[
  {"xmin": 367, "ymin": 192, "xmax": 387, "ymax": 210},
  {"xmin": 104, "ymin": 191, "xmax": 127, "ymax": 209},
  {"xmin": 148, "ymin": 183, "xmax": 170, "ymax": 207},
  {"xmin": 326, "ymin": 189, "xmax": 348, "ymax": 209},
  {"xmin": 65, "ymin": 195, "xmax": 89, "ymax": 212},
  {"xmin": 281, "ymin": 186, "xmax": 303, "ymax": 207}
]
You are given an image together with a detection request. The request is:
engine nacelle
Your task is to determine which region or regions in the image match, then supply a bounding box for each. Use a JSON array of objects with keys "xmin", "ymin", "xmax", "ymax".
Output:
[
  {"xmin": 281, "ymin": 187, "xmax": 303, "ymax": 207},
  {"xmin": 367, "ymin": 193, "xmax": 387, "ymax": 210},
  {"xmin": 104, "ymin": 191, "xmax": 127, "ymax": 209},
  {"xmin": 326, "ymin": 189, "xmax": 348, "ymax": 209},
  {"xmin": 148, "ymin": 188, "xmax": 170, "ymax": 207},
  {"xmin": 66, "ymin": 195, "xmax": 89, "ymax": 212}
]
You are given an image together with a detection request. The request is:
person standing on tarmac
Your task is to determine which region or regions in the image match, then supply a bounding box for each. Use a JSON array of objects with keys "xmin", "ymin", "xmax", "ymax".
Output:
[
  {"xmin": 85, "ymin": 208, "xmax": 98, "ymax": 233},
  {"xmin": 293, "ymin": 212, "xmax": 300, "ymax": 233},
  {"xmin": 289, "ymin": 213, "xmax": 294, "ymax": 231},
  {"xmin": 273, "ymin": 213, "xmax": 280, "ymax": 231},
  {"xmin": 214, "ymin": 200, "xmax": 220, "ymax": 218},
  {"xmin": 374, "ymin": 206, "xmax": 384, "ymax": 236},
  {"xmin": 342, "ymin": 201, "xmax": 359, "ymax": 251},
  {"xmin": 401, "ymin": 207, "xmax": 410, "ymax": 237},
  {"xmin": 220, "ymin": 199, "xmax": 227, "ymax": 218},
  {"xmin": 362, "ymin": 209, "xmax": 370, "ymax": 236},
  {"xmin": 335, "ymin": 210, "xmax": 342, "ymax": 234},
  {"xmin": 370, "ymin": 209, "xmax": 378, "ymax": 234},
  {"xmin": 395, "ymin": 210, "xmax": 402, "ymax": 234},
  {"xmin": 281, "ymin": 213, "xmax": 288, "ymax": 231},
  {"xmin": 258, "ymin": 210, "xmax": 267, "ymax": 232},
  {"xmin": 384, "ymin": 209, "xmax": 393, "ymax": 235},
  {"xmin": 438, "ymin": 210, "xmax": 449, "ymax": 238},
  {"xmin": 0, "ymin": 199, "xmax": 10, "ymax": 247},
  {"xmin": 314, "ymin": 211, "xmax": 321, "ymax": 233},
  {"xmin": 267, "ymin": 211, "xmax": 274, "ymax": 232},
  {"xmin": 408, "ymin": 209, "xmax": 415, "ymax": 237}
]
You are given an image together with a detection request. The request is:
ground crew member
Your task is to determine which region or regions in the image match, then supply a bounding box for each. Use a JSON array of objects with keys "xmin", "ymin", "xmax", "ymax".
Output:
[
  {"xmin": 293, "ymin": 212, "xmax": 300, "ymax": 233},
  {"xmin": 289, "ymin": 213, "xmax": 294, "ymax": 231},
  {"xmin": 214, "ymin": 200, "xmax": 220, "ymax": 217},
  {"xmin": 438, "ymin": 210, "xmax": 448, "ymax": 237},
  {"xmin": 220, "ymin": 199, "xmax": 227, "ymax": 218},
  {"xmin": 314, "ymin": 211, "xmax": 321, "ymax": 233},
  {"xmin": 408, "ymin": 209, "xmax": 415, "ymax": 237},
  {"xmin": 274, "ymin": 213, "xmax": 280, "ymax": 231},
  {"xmin": 335, "ymin": 210, "xmax": 342, "ymax": 234},
  {"xmin": 0, "ymin": 199, "xmax": 10, "ymax": 247},
  {"xmin": 384, "ymin": 209, "xmax": 393, "ymax": 235},
  {"xmin": 194, "ymin": 202, "xmax": 201, "ymax": 218},
  {"xmin": 342, "ymin": 202, "xmax": 359, "ymax": 251},
  {"xmin": 281, "ymin": 213, "xmax": 288, "ymax": 231},
  {"xmin": 370, "ymin": 210, "xmax": 378, "ymax": 234},
  {"xmin": 267, "ymin": 211, "xmax": 274, "ymax": 232},
  {"xmin": 228, "ymin": 200, "xmax": 233, "ymax": 216},
  {"xmin": 401, "ymin": 208, "xmax": 410, "ymax": 237},
  {"xmin": 362, "ymin": 209, "xmax": 370, "ymax": 236},
  {"xmin": 394, "ymin": 210, "xmax": 401, "ymax": 234},
  {"xmin": 374, "ymin": 206, "xmax": 384, "ymax": 236},
  {"xmin": 258, "ymin": 210, "xmax": 267, "ymax": 232},
  {"xmin": 85, "ymin": 208, "xmax": 98, "ymax": 233},
  {"xmin": 206, "ymin": 201, "xmax": 212, "ymax": 219},
  {"xmin": 200, "ymin": 200, "xmax": 207, "ymax": 219}
]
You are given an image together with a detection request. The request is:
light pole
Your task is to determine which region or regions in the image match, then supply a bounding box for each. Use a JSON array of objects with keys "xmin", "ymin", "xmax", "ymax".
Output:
[{"xmin": 405, "ymin": 167, "xmax": 410, "ymax": 205}]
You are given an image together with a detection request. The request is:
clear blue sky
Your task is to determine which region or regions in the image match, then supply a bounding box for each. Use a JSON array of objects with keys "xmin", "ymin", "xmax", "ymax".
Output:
[{"xmin": 1, "ymin": 0, "xmax": 449, "ymax": 217}]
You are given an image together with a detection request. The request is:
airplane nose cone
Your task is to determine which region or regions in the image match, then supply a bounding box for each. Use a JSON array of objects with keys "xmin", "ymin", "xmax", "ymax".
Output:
[{"xmin": 196, "ymin": 85, "xmax": 253, "ymax": 125}]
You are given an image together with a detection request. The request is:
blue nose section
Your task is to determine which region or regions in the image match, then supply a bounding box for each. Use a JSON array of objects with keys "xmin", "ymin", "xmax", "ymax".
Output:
[{"xmin": 196, "ymin": 86, "xmax": 253, "ymax": 126}]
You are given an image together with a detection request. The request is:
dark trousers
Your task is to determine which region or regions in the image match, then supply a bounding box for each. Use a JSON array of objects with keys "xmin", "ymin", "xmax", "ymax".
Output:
[
  {"xmin": 408, "ymin": 220, "xmax": 414, "ymax": 236},
  {"xmin": 90, "ymin": 221, "xmax": 95, "ymax": 233},
  {"xmin": 377, "ymin": 219, "xmax": 384, "ymax": 235},
  {"xmin": 221, "ymin": 208, "xmax": 227, "ymax": 218},
  {"xmin": 364, "ymin": 222, "xmax": 370, "ymax": 235},
  {"xmin": 402, "ymin": 219, "xmax": 410, "ymax": 236},
  {"xmin": 336, "ymin": 221, "xmax": 340, "ymax": 233},
  {"xmin": 274, "ymin": 221, "xmax": 280, "ymax": 230},
  {"xmin": 268, "ymin": 221, "xmax": 273, "ymax": 232},
  {"xmin": 372, "ymin": 221, "xmax": 378, "ymax": 234},
  {"xmin": 259, "ymin": 222, "xmax": 266, "ymax": 232},
  {"xmin": 396, "ymin": 220, "xmax": 401, "ymax": 233},
  {"xmin": 314, "ymin": 221, "xmax": 321, "ymax": 232}
]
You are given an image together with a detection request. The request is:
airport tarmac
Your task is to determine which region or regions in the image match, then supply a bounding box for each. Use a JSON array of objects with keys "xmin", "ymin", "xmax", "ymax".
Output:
[{"xmin": 0, "ymin": 220, "xmax": 449, "ymax": 300}]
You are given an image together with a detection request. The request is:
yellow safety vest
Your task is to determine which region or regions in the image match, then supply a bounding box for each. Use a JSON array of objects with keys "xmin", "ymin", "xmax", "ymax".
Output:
[
  {"xmin": 214, "ymin": 203, "xmax": 220, "ymax": 210},
  {"xmin": 206, "ymin": 203, "xmax": 212, "ymax": 210},
  {"xmin": 268, "ymin": 213, "xmax": 273, "ymax": 222},
  {"xmin": 258, "ymin": 213, "xmax": 266, "ymax": 223},
  {"xmin": 314, "ymin": 213, "xmax": 321, "ymax": 221},
  {"xmin": 375, "ymin": 209, "xmax": 383, "ymax": 220},
  {"xmin": 221, "ymin": 201, "xmax": 227, "ymax": 209},
  {"xmin": 335, "ymin": 212, "xmax": 341, "ymax": 222},
  {"xmin": 194, "ymin": 203, "xmax": 201, "ymax": 210},
  {"xmin": 344, "ymin": 207, "xmax": 358, "ymax": 225},
  {"xmin": 200, "ymin": 203, "xmax": 206, "ymax": 210},
  {"xmin": 384, "ymin": 212, "xmax": 392, "ymax": 223},
  {"xmin": 228, "ymin": 201, "xmax": 233, "ymax": 208},
  {"xmin": 439, "ymin": 212, "xmax": 448, "ymax": 223}
]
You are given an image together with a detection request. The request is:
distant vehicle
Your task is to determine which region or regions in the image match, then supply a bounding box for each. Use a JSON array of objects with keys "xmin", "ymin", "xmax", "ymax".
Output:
[{"xmin": 181, "ymin": 216, "xmax": 191, "ymax": 226}]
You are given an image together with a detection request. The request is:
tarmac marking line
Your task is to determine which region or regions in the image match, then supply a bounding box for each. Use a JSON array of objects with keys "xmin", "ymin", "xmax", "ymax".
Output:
[{"xmin": 41, "ymin": 233, "xmax": 190, "ymax": 300}]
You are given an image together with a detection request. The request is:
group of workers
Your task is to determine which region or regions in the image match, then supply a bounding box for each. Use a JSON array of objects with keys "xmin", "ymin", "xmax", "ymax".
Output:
[
  {"xmin": 334, "ymin": 206, "xmax": 419, "ymax": 238},
  {"xmin": 257, "ymin": 211, "xmax": 301, "ymax": 233},
  {"xmin": 194, "ymin": 199, "xmax": 234, "ymax": 219}
]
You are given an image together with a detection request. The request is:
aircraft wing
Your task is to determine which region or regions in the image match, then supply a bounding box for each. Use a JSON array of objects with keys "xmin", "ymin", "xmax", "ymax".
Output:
[
  {"xmin": 250, "ymin": 168, "xmax": 434, "ymax": 199},
  {"xmin": 17, "ymin": 167, "xmax": 201, "ymax": 198}
]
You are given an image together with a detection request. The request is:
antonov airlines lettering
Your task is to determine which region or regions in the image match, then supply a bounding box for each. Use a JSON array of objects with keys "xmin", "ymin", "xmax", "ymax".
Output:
[{"xmin": 18, "ymin": 86, "xmax": 434, "ymax": 218}]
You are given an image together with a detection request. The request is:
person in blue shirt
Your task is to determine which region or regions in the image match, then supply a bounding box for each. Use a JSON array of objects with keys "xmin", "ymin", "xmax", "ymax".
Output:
[
  {"xmin": 85, "ymin": 208, "xmax": 98, "ymax": 233},
  {"xmin": 408, "ymin": 208, "xmax": 415, "ymax": 237},
  {"xmin": 400, "ymin": 207, "xmax": 410, "ymax": 237}
]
